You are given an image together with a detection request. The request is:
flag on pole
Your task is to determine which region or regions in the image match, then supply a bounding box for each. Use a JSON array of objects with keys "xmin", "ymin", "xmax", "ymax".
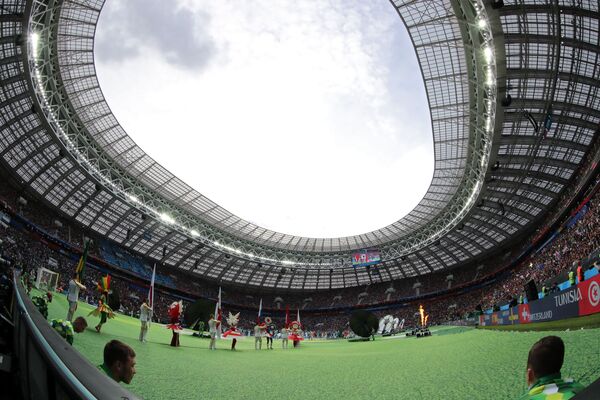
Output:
[
  {"xmin": 98, "ymin": 275, "xmax": 111, "ymax": 292},
  {"xmin": 75, "ymin": 240, "xmax": 89, "ymax": 281},
  {"xmin": 257, "ymin": 298, "xmax": 263, "ymax": 323},
  {"xmin": 297, "ymin": 308, "xmax": 301, "ymax": 326},
  {"xmin": 148, "ymin": 264, "xmax": 156, "ymax": 326},
  {"xmin": 214, "ymin": 287, "xmax": 222, "ymax": 336},
  {"xmin": 285, "ymin": 304, "xmax": 290, "ymax": 328}
]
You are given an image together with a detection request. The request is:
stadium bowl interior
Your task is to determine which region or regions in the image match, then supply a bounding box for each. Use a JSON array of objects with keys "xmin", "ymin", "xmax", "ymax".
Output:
[{"xmin": 0, "ymin": 0, "xmax": 599, "ymax": 398}]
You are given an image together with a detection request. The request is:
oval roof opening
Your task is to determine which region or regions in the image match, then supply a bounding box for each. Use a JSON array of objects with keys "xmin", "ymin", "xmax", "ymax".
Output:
[{"xmin": 95, "ymin": 0, "xmax": 433, "ymax": 238}]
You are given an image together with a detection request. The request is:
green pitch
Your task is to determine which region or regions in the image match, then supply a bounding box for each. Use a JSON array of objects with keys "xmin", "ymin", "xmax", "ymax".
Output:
[{"xmin": 42, "ymin": 292, "xmax": 599, "ymax": 399}]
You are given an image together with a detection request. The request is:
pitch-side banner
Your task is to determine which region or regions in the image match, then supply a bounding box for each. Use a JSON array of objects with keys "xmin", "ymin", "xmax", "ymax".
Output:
[
  {"xmin": 479, "ymin": 274, "xmax": 600, "ymax": 326},
  {"xmin": 579, "ymin": 273, "xmax": 600, "ymax": 316}
]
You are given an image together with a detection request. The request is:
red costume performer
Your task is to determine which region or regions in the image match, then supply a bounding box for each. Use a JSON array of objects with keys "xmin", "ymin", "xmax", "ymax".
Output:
[
  {"xmin": 166, "ymin": 301, "xmax": 183, "ymax": 347},
  {"xmin": 221, "ymin": 312, "xmax": 243, "ymax": 350},
  {"xmin": 288, "ymin": 320, "xmax": 304, "ymax": 348}
]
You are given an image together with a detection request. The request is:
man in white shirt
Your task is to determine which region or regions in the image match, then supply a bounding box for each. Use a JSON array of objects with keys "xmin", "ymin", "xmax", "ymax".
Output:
[
  {"xmin": 254, "ymin": 323, "xmax": 263, "ymax": 350},
  {"xmin": 208, "ymin": 314, "xmax": 220, "ymax": 350},
  {"xmin": 139, "ymin": 300, "xmax": 152, "ymax": 343},
  {"xmin": 66, "ymin": 273, "xmax": 86, "ymax": 321},
  {"xmin": 281, "ymin": 326, "xmax": 289, "ymax": 349}
]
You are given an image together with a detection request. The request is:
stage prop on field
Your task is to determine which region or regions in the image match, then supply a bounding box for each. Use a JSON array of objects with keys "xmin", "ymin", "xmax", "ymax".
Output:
[
  {"xmin": 349, "ymin": 310, "xmax": 378, "ymax": 339},
  {"xmin": 184, "ymin": 298, "xmax": 214, "ymax": 332}
]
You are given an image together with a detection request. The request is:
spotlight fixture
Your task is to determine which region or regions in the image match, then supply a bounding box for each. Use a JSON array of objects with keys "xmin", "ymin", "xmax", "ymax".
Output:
[
  {"xmin": 491, "ymin": 0, "xmax": 504, "ymax": 9},
  {"xmin": 501, "ymin": 94, "xmax": 512, "ymax": 107},
  {"xmin": 491, "ymin": 161, "xmax": 500, "ymax": 171}
]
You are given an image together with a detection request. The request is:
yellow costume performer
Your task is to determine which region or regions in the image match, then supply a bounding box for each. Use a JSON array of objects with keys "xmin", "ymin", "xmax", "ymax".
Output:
[{"xmin": 89, "ymin": 275, "xmax": 115, "ymax": 332}]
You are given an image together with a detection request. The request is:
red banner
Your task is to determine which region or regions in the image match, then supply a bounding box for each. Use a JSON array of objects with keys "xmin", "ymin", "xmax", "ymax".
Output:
[{"xmin": 578, "ymin": 274, "xmax": 600, "ymax": 316}]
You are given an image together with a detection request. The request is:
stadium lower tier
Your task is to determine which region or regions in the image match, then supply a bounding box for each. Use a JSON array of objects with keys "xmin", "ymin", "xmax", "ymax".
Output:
[
  {"xmin": 39, "ymin": 289, "xmax": 599, "ymax": 399},
  {"xmin": 3, "ymin": 176, "xmax": 600, "ymax": 333}
]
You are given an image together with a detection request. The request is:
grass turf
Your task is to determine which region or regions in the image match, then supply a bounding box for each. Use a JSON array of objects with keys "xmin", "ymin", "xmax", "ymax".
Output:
[{"xmin": 40, "ymin": 291, "xmax": 600, "ymax": 399}]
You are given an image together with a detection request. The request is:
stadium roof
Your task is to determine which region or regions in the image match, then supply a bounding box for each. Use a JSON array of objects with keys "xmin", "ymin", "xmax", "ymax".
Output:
[{"xmin": 0, "ymin": 0, "xmax": 598, "ymax": 290}]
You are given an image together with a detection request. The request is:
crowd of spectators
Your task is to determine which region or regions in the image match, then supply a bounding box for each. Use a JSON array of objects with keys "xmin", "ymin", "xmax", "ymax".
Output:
[{"xmin": 1, "ymin": 170, "xmax": 600, "ymax": 336}]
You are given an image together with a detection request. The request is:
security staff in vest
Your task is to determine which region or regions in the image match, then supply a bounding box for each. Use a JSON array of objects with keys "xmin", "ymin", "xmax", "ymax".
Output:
[{"xmin": 568, "ymin": 269, "xmax": 575, "ymax": 287}]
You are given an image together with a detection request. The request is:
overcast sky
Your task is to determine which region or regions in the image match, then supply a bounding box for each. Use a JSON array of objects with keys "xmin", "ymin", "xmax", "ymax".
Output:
[{"xmin": 94, "ymin": 0, "xmax": 433, "ymax": 238}]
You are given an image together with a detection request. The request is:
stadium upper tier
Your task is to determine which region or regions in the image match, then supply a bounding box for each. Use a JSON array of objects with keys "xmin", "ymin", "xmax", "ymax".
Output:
[{"xmin": 0, "ymin": 0, "xmax": 598, "ymax": 290}]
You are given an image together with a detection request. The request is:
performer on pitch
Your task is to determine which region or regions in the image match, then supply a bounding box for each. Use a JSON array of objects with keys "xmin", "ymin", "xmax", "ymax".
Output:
[
  {"xmin": 254, "ymin": 321, "xmax": 264, "ymax": 350},
  {"xmin": 89, "ymin": 275, "xmax": 114, "ymax": 333},
  {"xmin": 288, "ymin": 320, "xmax": 304, "ymax": 348},
  {"xmin": 264, "ymin": 317, "xmax": 274, "ymax": 349},
  {"xmin": 166, "ymin": 301, "xmax": 183, "ymax": 347},
  {"xmin": 139, "ymin": 299, "xmax": 152, "ymax": 343},
  {"xmin": 281, "ymin": 324, "xmax": 289, "ymax": 349},
  {"xmin": 66, "ymin": 272, "xmax": 86, "ymax": 321},
  {"xmin": 222, "ymin": 312, "xmax": 243, "ymax": 350},
  {"xmin": 208, "ymin": 313, "xmax": 220, "ymax": 350}
]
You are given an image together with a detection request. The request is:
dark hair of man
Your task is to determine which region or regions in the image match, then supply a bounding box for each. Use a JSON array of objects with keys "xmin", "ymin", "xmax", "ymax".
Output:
[
  {"xmin": 104, "ymin": 340, "xmax": 136, "ymax": 368},
  {"xmin": 527, "ymin": 336, "xmax": 565, "ymax": 379}
]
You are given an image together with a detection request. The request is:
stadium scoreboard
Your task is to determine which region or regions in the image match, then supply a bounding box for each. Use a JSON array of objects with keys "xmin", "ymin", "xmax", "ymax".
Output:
[{"xmin": 352, "ymin": 249, "xmax": 381, "ymax": 267}]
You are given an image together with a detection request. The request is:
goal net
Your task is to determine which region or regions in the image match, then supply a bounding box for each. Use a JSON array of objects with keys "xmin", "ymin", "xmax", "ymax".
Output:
[{"xmin": 35, "ymin": 267, "xmax": 59, "ymax": 292}]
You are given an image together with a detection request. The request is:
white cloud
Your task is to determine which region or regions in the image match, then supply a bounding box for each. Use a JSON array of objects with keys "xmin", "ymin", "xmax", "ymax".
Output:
[{"xmin": 95, "ymin": 0, "xmax": 433, "ymax": 238}]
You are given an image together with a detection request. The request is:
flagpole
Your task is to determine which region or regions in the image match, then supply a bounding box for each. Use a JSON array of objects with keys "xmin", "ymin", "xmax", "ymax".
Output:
[
  {"xmin": 148, "ymin": 264, "xmax": 156, "ymax": 327},
  {"xmin": 215, "ymin": 287, "xmax": 222, "ymax": 337},
  {"xmin": 285, "ymin": 304, "xmax": 289, "ymax": 328},
  {"xmin": 257, "ymin": 298, "xmax": 262, "ymax": 323}
]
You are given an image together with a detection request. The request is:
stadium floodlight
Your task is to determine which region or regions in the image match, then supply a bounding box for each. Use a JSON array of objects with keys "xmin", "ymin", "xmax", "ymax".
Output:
[
  {"xmin": 483, "ymin": 46, "xmax": 493, "ymax": 64},
  {"xmin": 160, "ymin": 213, "xmax": 175, "ymax": 224},
  {"xmin": 486, "ymin": 68, "xmax": 495, "ymax": 86},
  {"xmin": 30, "ymin": 31, "xmax": 39, "ymax": 51},
  {"xmin": 190, "ymin": 229, "xmax": 200, "ymax": 237},
  {"xmin": 477, "ymin": 18, "xmax": 487, "ymax": 29},
  {"xmin": 128, "ymin": 194, "xmax": 139, "ymax": 203}
]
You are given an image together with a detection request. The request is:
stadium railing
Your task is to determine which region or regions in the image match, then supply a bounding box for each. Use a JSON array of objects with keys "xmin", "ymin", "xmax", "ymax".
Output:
[{"xmin": 12, "ymin": 273, "xmax": 140, "ymax": 400}]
